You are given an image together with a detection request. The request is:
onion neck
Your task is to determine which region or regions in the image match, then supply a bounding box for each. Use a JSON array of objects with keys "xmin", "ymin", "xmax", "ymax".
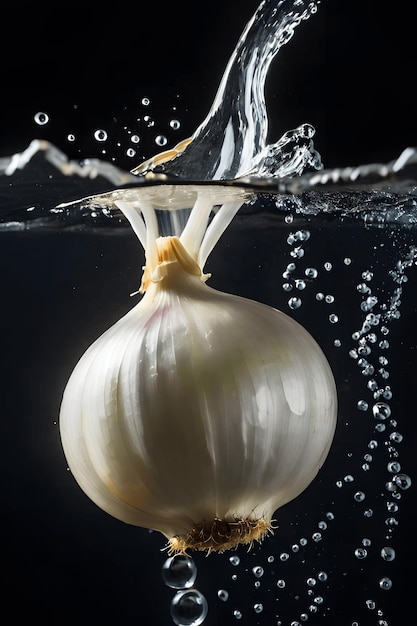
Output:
[{"xmin": 140, "ymin": 236, "xmax": 211, "ymax": 293}]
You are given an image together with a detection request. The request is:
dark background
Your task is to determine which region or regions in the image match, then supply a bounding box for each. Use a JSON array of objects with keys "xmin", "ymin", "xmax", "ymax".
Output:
[
  {"xmin": 2, "ymin": 2, "xmax": 416, "ymax": 625},
  {"xmin": 1, "ymin": 0, "xmax": 415, "ymax": 170}
]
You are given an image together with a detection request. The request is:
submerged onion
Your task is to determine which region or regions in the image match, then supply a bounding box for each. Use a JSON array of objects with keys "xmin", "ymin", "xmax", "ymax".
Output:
[{"xmin": 59, "ymin": 184, "xmax": 337, "ymax": 553}]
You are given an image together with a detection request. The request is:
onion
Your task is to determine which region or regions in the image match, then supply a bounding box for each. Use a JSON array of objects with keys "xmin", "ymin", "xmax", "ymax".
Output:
[{"xmin": 59, "ymin": 185, "xmax": 337, "ymax": 553}]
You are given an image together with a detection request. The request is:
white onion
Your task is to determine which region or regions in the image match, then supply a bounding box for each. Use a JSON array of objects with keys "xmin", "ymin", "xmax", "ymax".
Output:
[{"xmin": 60, "ymin": 185, "xmax": 337, "ymax": 553}]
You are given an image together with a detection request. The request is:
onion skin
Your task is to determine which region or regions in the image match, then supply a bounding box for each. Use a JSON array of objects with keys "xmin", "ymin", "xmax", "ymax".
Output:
[{"xmin": 60, "ymin": 236, "xmax": 337, "ymax": 553}]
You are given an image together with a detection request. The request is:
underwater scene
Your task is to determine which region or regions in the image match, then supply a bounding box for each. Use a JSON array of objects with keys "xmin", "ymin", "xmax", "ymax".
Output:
[{"xmin": 1, "ymin": 1, "xmax": 416, "ymax": 625}]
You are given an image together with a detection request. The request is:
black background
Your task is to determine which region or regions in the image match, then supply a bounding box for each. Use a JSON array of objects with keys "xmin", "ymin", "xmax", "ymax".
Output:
[
  {"xmin": 1, "ymin": 0, "xmax": 415, "ymax": 169},
  {"xmin": 2, "ymin": 2, "xmax": 416, "ymax": 625}
]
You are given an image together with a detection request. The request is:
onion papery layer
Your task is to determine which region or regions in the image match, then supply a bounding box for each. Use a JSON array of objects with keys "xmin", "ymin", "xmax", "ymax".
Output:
[{"xmin": 60, "ymin": 237, "xmax": 337, "ymax": 551}]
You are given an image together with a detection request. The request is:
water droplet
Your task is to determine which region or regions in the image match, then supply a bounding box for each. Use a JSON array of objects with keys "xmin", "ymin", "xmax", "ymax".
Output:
[
  {"xmin": 277, "ymin": 579, "xmax": 286, "ymax": 588},
  {"xmin": 170, "ymin": 590, "xmax": 208, "ymax": 626},
  {"xmin": 94, "ymin": 129, "xmax": 108, "ymax": 142},
  {"xmin": 307, "ymin": 577, "xmax": 316, "ymax": 587},
  {"xmin": 67, "ymin": 133, "xmax": 76, "ymax": 142},
  {"xmin": 170, "ymin": 119, "xmax": 181, "ymax": 130},
  {"xmin": 126, "ymin": 148, "xmax": 136, "ymax": 158},
  {"xmin": 34, "ymin": 111, "xmax": 49, "ymax": 125},
  {"xmin": 357, "ymin": 400, "xmax": 368, "ymax": 411},
  {"xmin": 229, "ymin": 556, "xmax": 240, "ymax": 566},
  {"xmin": 329, "ymin": 313, "xmax": 339, "ymax": 323},
  {"xmin": 280, "ymin": 552, "xmax": 290, "ymax": 561},
  {"xmin": 141, "ymin": 97, "xmax": 150, "ymax": 106},
  {"xmin": 324, "ymin": 262, "xmax": 332, "ymax": 271},
  {"xmin": 217, "ymin": 589, "xmax": 229, "ymax": 601},
  {"xmin": 253, "ymin": 603, "xmax": 263, "ymax": 613},
  {"xmin": 233, "ymin": 609, "xmax": 243, "ymax": 619},
  {"xmin": 379, "ymin": 577, "xmax": 393, "ymax": 591},
  {"xmin": 155, "ymin": 134, "xmax": 168, "ymax": 146},
  {"xmin": 317, "ymin": 571, "xmax": 328, "ymax": 582},
  {"xmin": 131, "ymin": 134, "xmax": 140, "ymax": 143},
  {"xmin": 344, "ymin": 257, "xmax": 352, "ymax": 265},
  {"xmin": 162, "ymin": 554, "xmax": 197, "ymax": 589}
]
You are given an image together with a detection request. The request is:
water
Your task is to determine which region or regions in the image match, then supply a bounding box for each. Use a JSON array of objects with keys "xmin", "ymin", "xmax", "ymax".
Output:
[{"xmin": 2, "ymin": 0, "xmax": 417, "ymax": 624}]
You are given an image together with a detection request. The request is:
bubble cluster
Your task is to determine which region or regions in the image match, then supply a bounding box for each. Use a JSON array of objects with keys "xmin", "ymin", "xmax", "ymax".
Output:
[{"xmin": 162, "ymin": 555, "xmax": 207, "ymax": 626}]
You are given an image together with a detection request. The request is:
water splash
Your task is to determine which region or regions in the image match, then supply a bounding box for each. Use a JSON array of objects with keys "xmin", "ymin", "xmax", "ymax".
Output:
[{"xmin": 133, "ymin": 0, "xmax": 322, "ymax": 180}]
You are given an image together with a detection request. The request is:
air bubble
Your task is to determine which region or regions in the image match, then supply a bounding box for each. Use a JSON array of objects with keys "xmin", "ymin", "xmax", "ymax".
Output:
[
  {"xmin": 233, "ymin": 609, "xmax": 243, "ymax": 620},
  {"xmin": 94, "ymin": 129, "xmax": 108, "ymax": 142},
  {"xmin": 357, "ymin": 400, "xmax": 368, "ymax": 411},
  {"xmin": 277, "ymin": 579, "xmax": 286, "ymax": 588},
  {"xmin": 379, "ymin": 577, "xmax": 392, "ymax": 591},
  {"xmin": 155, "ymin": 134, "xmax": 168, "ymax": 146},
  {"xmin": 390, "ymin": 431, "xmax": 403, "ymax": 443},
  {"xmin": 34, "ymin": 111, "xmax": 49, "ymax": 125},
  {"xmin": 67, "ymin": 134, "xmax": 76, "ymax": 142},
  {"xmin": 394, "ymin": 473, "xmax": 412, "ymax": 490},
  {"xmin": 141, "ymin": 97, "xmax": 150, "ymax": 106},
  {"xmin": 354, "ymin": 547, "xmax": 367, "ymax": 559},
  {"xmin": 170, "ymin": 590, "xmax": 208, "ymax": 626},
  {"xmin": 288, "ymin": 297, "xmax": 302, "ymax": 309},
  {"xmin": 252, "ymin": 566, "xmax": 264, "ymax": 578},
  {"xmin": 253, "ymin": 603, "xmax": 263, "ymax": 613},
  {"xmin": 381, "ymin": 547, "xmax": 396, "ymax": 561},
  {"xmin": 217, "ymin": 589, "xmax": 229, "ymax": 601},
  {"xmin": 387, "ymin": 461, "xmax": 401, "ymax": 473},
  {"xmin": 229, "ymin": 556, "xmax": 240, "ymax": 566},
  {"xmin": 372, "ymin": 402, "xmax": 391, "ymax": 420},
  {"xmin": 131, "ymin": 134, "xmax": 140, "ymax": 143},
  {"xmin": 329, "ymin": 314, "xmax": 339, "ymax": 323},
  {"xmin": 162, "ymin": 554, "xmax": 197, "ymax": 589},
  {"xmin": 170, "ymin": 119, "xmax": 181, "ymax": 130},
  {"xmin": 305, "ymin": 267, "xmax": 318, "ymax": 278}
]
